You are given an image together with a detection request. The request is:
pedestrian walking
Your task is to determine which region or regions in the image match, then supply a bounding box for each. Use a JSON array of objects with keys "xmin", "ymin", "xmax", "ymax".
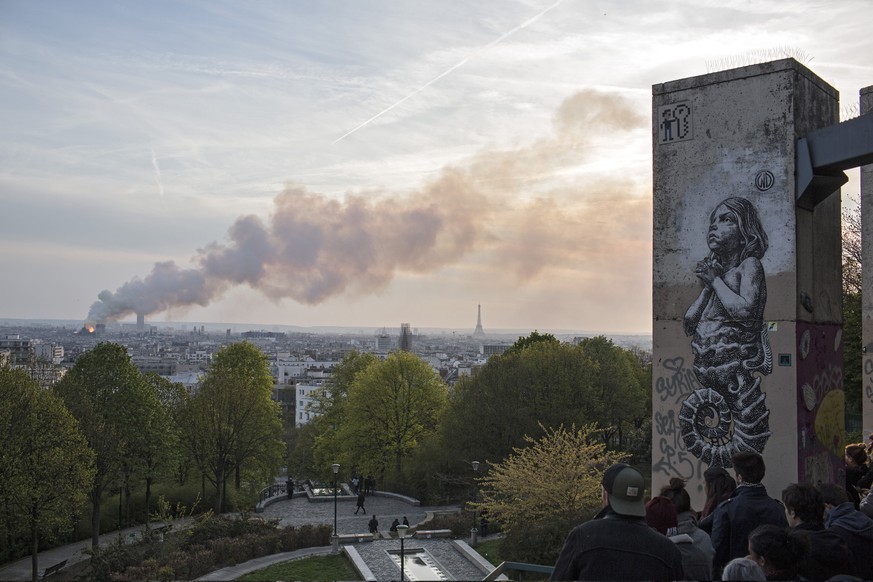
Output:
[{"xmin": 354, "ymin": 491, "xmax": 366, "ymax": 514}]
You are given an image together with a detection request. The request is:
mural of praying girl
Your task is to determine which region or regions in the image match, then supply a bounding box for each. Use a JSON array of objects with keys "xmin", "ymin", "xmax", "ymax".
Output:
[{"xmin": 680, "ymin": 197, "xmax": 773, "ymax": 467}]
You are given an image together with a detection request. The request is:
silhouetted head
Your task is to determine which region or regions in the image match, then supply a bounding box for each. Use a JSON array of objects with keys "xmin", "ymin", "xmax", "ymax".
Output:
[
  {"xmin": 747, "ymin": 524, "xmax": 806, "ymax": 578},
  {"xmin": 781, "ymin": 483, "xmax": 824, "ymax": 525},
  {"xmin": 660, "ymin": 477, "xmax": 692, "ymax": 514},
  {"xmin": 732, "ymin": 451, "xmax": 766, "ymax": 484}
]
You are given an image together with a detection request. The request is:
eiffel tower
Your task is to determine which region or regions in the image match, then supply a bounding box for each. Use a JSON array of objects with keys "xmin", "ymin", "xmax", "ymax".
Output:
[{"xmin": 472, "ymin": 304, "xmax": 486, "ymax": 338}]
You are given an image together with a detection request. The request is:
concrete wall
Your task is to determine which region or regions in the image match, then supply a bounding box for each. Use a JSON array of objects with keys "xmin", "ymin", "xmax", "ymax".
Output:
[
  {"xmin": 862, "ymin": 85, "xmax": 873, "ymax": 443},
  {"xmin": 652, "ymin": 59, "xmax": 842, "ymax": 507}
]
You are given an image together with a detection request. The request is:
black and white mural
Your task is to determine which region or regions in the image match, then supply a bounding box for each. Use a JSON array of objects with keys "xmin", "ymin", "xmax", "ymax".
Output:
[{"xmin": 680, "ymin": 197, "xmax": 773, "ymax": 467}]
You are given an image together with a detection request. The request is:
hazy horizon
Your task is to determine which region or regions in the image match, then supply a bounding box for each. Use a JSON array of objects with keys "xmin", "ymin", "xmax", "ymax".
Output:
[{"xmin": 0, "ymin": 316, "xmax": 653, "ymax": 341}]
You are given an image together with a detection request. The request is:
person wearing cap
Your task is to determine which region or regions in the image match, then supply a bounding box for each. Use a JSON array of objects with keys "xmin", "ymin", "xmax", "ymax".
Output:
[
  {"xmin": 710, "ymin": 452, "xmax": 787, "ymax": 578},
  {"xmin": 550, "ymin": 463, "xmax": 684, "ymax": 581}
]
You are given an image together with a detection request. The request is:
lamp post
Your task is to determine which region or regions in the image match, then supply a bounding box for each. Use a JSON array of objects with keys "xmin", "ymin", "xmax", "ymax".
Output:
[
  {"xmin": 396, "ymin": 523, "xmax": 409, "ymax": 581},
  {"xmin": 470, "ymin": 460, "xmax": 480, "ymax": 545},
  {"xmin": 331, "ymin": 463, "xmax": 340, "ymax": 553}
]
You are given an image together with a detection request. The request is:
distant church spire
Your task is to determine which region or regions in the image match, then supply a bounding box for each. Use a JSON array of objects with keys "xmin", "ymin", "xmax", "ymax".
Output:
[{"xmin": 472, "ymin": 304, "xmax": 486, "ymax": 338}]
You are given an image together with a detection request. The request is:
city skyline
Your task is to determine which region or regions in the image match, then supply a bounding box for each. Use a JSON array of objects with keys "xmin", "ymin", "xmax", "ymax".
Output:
[{"xmin": 2, "ymin": 1, "xmax": 871, "ymax": 333}]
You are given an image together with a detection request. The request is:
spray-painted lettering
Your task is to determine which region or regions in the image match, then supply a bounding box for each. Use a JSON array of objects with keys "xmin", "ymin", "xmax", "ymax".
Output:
[{"xmin": 655, "ymin": 357, "xmax": 699, "ymax": 404}]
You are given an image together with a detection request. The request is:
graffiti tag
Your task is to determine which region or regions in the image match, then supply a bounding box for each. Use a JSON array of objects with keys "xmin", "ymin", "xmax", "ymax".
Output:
[{"xmin": 655, "ymin": 357, "xmax": 699, "ymax": 404}]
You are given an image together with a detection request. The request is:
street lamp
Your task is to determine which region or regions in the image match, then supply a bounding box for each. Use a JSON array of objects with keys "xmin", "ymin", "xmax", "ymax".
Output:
[
  {"xmin": 396, "ymin": 524, "xmax": 410, "ymax": 581},
  {"xmin": 470, "ymin": 460, "xmax": 480, "ymax": 545},
  {"xmin": 332, "ymin": 463, "xmax": 340, "ymax": 553}
]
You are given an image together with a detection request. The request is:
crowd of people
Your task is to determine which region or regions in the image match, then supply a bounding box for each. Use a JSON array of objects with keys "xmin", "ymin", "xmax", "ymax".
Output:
[{"xmin": 550, "ymin": 437, "xmax": 873, "ymax": 581}]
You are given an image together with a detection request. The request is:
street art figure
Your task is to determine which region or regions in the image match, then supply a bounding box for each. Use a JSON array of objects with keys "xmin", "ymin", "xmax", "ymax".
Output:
[{"xmin": 681, "ymin": 197, "xmax": 772, "ymax": 467}]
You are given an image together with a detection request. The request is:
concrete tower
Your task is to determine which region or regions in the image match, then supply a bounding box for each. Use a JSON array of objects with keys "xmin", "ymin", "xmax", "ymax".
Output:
[
  {"xmin": 862, "ymin": 84, "xmax": 873, "ymax": 441},
  {"xmin": 652, "ymin": 59, "xmax": 843, "ymax": 507}
]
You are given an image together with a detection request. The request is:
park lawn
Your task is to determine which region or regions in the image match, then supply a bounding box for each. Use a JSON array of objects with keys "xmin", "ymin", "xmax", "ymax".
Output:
[
  {"xmin": 475, "ymin": 538, "xmax": 503, "ymax": 566},
  {"xmin": 238, "ymin": 554, "xmax": 360, "ymax": 581}
]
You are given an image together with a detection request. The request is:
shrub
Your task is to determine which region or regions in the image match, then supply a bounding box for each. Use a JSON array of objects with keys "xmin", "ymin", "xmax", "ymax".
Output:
[
  {"xmin": 83, "ymin": 515, "xmax": 333, "ymax": 580},
  {"xmin": 498, "ymin": 509, "xmax": 593, "ymax": 567},
  {"xmin": 424, "ymin": 510, "xmax": 478, "ymax": 537}
]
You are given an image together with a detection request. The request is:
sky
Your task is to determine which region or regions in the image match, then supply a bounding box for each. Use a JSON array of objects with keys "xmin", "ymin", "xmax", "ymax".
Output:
[{"xmin": 1, "ymin": 0, "xmax": 871, "ymax": 333}]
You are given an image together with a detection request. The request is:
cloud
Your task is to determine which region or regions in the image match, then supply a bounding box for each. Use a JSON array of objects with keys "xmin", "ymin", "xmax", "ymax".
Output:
[{"xmin": 87, "ymin": 88, "xmax": 649, "ymax": 323}]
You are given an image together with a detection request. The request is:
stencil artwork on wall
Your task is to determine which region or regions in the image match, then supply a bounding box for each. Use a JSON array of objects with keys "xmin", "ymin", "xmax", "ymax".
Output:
[{"xmin": 680, "ymin": 197, "xmax": 773, "ymax": 467}]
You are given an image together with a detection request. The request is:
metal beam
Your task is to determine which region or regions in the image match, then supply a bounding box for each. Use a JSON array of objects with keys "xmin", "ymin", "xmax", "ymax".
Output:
[{"xmin": 796, "ymin": 112, "xmax": 873, "ymax": 210}]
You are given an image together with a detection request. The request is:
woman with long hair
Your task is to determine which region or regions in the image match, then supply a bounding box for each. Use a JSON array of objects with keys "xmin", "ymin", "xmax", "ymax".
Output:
[{"xmin": 698, "ymin": 466, "xmax": 736, "ymax": 534}]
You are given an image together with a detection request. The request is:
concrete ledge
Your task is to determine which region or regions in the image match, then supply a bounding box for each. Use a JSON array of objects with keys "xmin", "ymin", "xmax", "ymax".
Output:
[
  {"xmin": 368, "ymin": 491, "xmax": 420, "ymax": 505},
  {"xmin": 412, "ymin": 528, "xmax": 452, "ymax": 539},
  {"xmin": 453, "ymin": 539, "xmax": 504, "ymax": 576},
  {"xmin": 343, "ymin": 545, "xmax": 377, "ymax": 582},
  {"xmin": 337, "ymin": 533, "xmax": 379, "ymax": 544}
]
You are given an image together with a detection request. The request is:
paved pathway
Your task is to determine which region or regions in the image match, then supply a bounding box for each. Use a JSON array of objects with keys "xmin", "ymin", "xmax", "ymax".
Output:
[
  {"xmin": 0, "ymin": 494, "xmax": 460, "ymax": 581},
  {"xmin": 260, "ymin": 492, "xmax": 458, "ymax": 535},
  {"xmin": 0, "ymin": 521, "xmax": 183, "ymax": 581}
]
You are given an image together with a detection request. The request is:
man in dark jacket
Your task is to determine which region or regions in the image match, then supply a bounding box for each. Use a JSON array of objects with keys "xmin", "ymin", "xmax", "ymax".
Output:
[
  {"xmin": 711, "ymin": 452, "xmax": 786, "ymax": 577},
  {"xmin": 782, "ymin": 483, "xmax": 850, "ymax": 581},
  {"xmin": 817, "ymin": 482, "xmax": 873, "ymax": 581},
  {"xmin": 550, "ymin": 464, "xmax": 683, "ymax": 581}
]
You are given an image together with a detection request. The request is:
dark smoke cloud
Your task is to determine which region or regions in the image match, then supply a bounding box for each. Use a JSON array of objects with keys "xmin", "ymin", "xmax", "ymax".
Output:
[{"xmin": 87, "ymin": 89, "xmax": 647, "ymax": 323}]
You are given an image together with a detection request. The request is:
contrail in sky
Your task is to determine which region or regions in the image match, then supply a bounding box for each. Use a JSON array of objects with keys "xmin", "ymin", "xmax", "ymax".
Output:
[
  {"xmin": 332, "ymin": 0, "xmax": 565, "ymax": 144},
  {"xmin": 151, "ymin": 148, "xmax": 165, "ymax": 196}
]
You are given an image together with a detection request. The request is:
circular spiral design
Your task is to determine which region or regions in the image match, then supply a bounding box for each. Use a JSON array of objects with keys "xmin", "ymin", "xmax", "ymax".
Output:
[{"xmin": 687, "ymin": 389, "xmax": 731, "ymax": 440}]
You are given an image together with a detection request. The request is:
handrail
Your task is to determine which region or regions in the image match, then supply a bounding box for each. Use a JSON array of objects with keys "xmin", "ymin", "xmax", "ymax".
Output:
[
  {"xmin": 258, "ymin": 482, "xmax": 288, "ymax": 503},
  {"xmin": 482, "ymin": 560, "xmax": 554, "ymax": 581}
]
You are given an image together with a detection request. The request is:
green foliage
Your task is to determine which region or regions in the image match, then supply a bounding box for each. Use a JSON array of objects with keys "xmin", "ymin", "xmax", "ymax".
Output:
[
  {"xmin": 844, "ymin": 290, "xmax": 862, "ymax": 414},
  {"xmin": 86, "ymin": 516, "xmax": 331, "ymax": 581},
  {"xmin": 499, "ymin": 511, "xmax": 591, "ymax": 569},
  {"xmin": 476, "ymin": 423, "xmax": 627, "ymax": 532},
  {"xmin": 138, "ymin": 374, "xmax": 184, "ymax": 521},
  {"xmin": 0, "ymin": 367, "xmax": 95, "ymax": 573},
  {"xmin": 310, "ymin": 350, "xmax": 379, "ymax": 471},
  {"xmin": 575, "ymin": 336, "xmax": 649, "ymax": 447},
  {"xmin": 287, "ymin": 422, "xmax": 319, "ymax": 478},
  {"xmin": 504, "ymin": 330, "xmax": 560, "ymax": 356},
  {"xmin": 437, "ymin": 336, "xmax": 648, "ymax": 479},
  {"xmin": 179, "ymin": 342, "xmax": 285, "ymax": 513},
  {"xmin": 338, "ymin": 351, "xmax": 448, "ymax": 478},
  {"xmin": 54, "ymin": 342, "xmax": 154, "ymax": 546}
]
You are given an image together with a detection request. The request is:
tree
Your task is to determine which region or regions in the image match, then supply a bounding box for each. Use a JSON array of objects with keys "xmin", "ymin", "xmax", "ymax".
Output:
[
  {"xmin": 309, "ymin": 351, "xmax": 378, "ymax": 471},
  {"xmin": 475, "ymin": 423, "xmax": 628, "ymax": 565},
  {"xmin": 53, "ymin": 342, "xmax": 152, "ymax": 548},
  {"xmin": 576, "ymin": 336, "xmax": 648, "ymax": 448},
  {"xmin": 439, "ymin": 340, "xmax": 598, "ymax": 468},
  {"xmin": 843, "ymin": 204, "xmax": 862, "ymax": 413},
  {"xmin": 339, "ymin": 351, "xmax": 448, "ymax": 479},
  {"xmin": 476, "ymin": 423, "xmax": 627, "ymax": 529},
  {"xmin": 137, "ymin": 373, "xmax": 184, "ymax": 524},
  {"xmin": 503, "ymin": 330, "xmax": 560, "ymax": 356},
  {"xmin": 180, "ymin": 342, "xmax": 284, "ymax": 513},
  {"xmin": 0, "ymin": 367, "xmax": 95, "ymax": 582},
  {"xmin": 435, "ymin": 337, "xmax": 649, "ymax": 489}
]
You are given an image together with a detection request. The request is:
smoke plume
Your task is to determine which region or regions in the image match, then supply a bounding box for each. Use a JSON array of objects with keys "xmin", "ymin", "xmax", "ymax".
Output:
[{"xmin": 87, "ymin": 89, "xmax": 647, "ymax": 323}]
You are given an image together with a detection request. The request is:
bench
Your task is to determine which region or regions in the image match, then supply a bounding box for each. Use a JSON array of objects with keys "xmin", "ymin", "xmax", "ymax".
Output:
[{"xmin": 41, "ymin": 559, "xmax": 67, "ymax": 579}]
